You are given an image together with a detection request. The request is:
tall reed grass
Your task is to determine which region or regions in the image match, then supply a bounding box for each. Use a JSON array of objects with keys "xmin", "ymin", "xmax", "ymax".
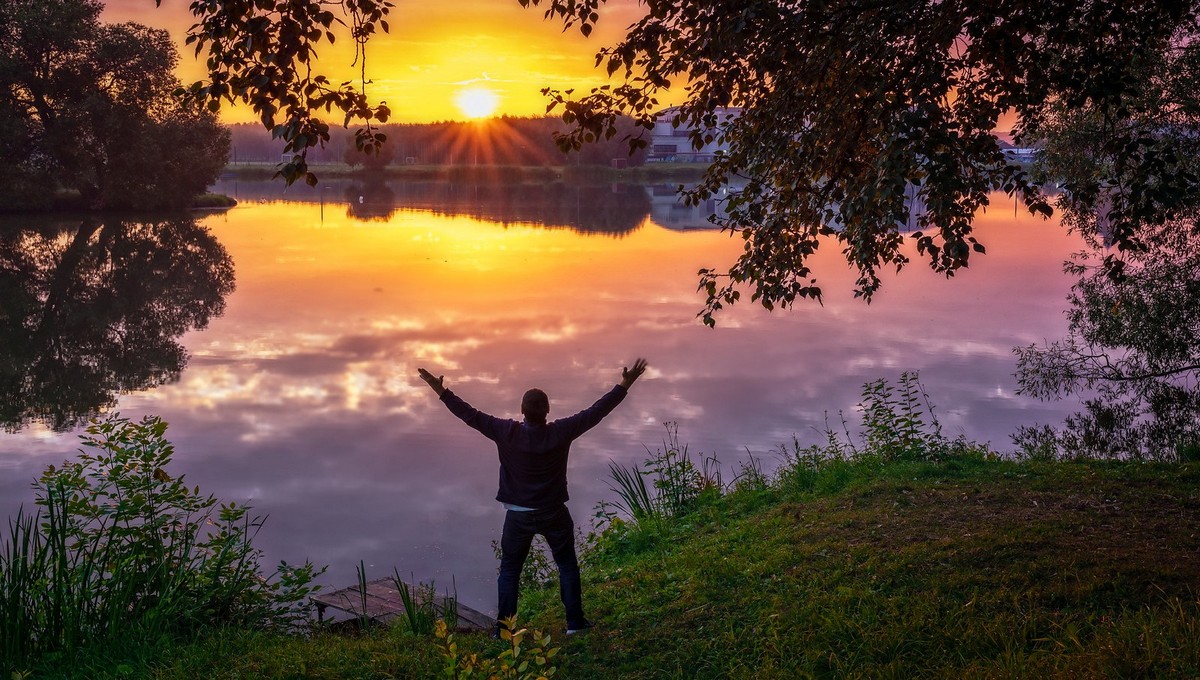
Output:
[
  {"xmin": 601, "ymin": 422, "xmax": 720, "ymax": 539},
  {"xmin": 0, "ymin": 415, "xmax": 323, "ymax": 675},
  {"xmin": 602, "ymin": 374, "xmax": 979, "ymax": 537},
  {"xmin": 393, "ymin": 569, "xmax": 458, "ymax": 635}
]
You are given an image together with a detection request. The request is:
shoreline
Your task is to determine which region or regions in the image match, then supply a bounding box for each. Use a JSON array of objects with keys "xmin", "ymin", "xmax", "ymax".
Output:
[{"xmin": 220, "ymin": 161, "xmax": 711, "ymax": 184}]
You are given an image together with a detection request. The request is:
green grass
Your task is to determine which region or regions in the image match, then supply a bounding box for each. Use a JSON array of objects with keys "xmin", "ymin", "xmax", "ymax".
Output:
[
  {"xmin": 14, "ymin": 416, "xmax": 1200, "ymax": 678},
  {"xmin": 68, "ymin": 454, "xmax": 1194, "ymax": 679},
  {"xmin": 521, "ymin": 455, "xmax": 1200, "ymax": 678},
  {"xmin": 34, "ymin": 624, "xmax": 449, "ymax": 680}
]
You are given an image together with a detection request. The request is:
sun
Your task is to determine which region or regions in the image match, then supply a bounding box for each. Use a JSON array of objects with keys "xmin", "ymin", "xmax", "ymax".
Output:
[{"xmin": 454, "ymin": 86, "xmax": 501, "ymax": 119}]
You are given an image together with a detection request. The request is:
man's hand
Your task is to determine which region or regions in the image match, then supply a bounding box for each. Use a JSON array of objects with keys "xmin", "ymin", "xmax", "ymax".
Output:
[
  {"xmin": 620, "ymin": 358, "xmax": 648, "ymax": 390},
  {"xmin": 417, "ymin": 367, "xmax": 446, "ymax": 397}
]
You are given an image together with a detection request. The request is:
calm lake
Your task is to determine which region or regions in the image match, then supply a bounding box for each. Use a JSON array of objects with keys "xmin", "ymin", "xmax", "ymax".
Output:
[{"xmin": 0, "ymin": 178, "xmax": 1085, "ymax": 613}]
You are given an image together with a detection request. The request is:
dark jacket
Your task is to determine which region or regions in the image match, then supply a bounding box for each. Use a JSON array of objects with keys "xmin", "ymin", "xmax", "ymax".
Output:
[{"xmin": 440, "ymin": 385, "xmax": 628, "ymax": 508}]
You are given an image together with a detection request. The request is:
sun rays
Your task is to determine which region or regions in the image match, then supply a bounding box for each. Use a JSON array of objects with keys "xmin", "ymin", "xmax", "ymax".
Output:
[{"xmin": 423, "ymin": 116, "xmax": 560, "ymax": 173}]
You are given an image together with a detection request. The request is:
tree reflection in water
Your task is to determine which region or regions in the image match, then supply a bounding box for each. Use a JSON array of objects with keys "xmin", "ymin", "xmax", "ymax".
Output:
[
  {"xmin": 0, "ymin": 218, "xmax": 235, "ymax": 432},
  {"xmin": 376, "ymin": 182, "xmax": 654, "ymax": 236},
  {"xmin": 220, "ymin": 178, "xmax": 655, "ymax": 236},
  {"xmin": 1015, "ymin": 220, "xmax": 1200, "ymax": 459}
]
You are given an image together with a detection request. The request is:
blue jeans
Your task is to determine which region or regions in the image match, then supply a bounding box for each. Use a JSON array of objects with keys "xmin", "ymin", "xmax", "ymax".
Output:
[{"xmin": 497, "ymin": 504, "xmax": 585, "ymax": 627}]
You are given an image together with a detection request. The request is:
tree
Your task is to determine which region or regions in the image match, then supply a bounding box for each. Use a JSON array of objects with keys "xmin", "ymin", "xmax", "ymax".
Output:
[
  {"xmin": 0, "ymin": 218, "xmax": 235, "ymax": 432},
  {"xmin": 1011, "ymin": 32, "xmax": 1200, "ymax": 460},
  {"xmin": 175, "ymin": 0, "xmax": 1200, "ymax": 322},
  {"xmin": 170, "ymin": 0, "xmax": 396, "ymax": 187},
  {"xmin": 0, "ymin": 0, "xmax": 230, "ymax": 210},
  {"xmin": 1013, "ymin": 219, "xmax": 1200, "ymax": 460},
  {"xmin": 539, "ymin": 1, "xmax": 1200, "ymax": 324}
]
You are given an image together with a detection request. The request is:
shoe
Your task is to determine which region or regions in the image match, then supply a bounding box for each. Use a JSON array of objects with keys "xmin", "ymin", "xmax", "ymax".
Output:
[
  {"xmin": 490, "ymin": 624, "xmax": 501, "ymax": 639},
  {"xmin": 566, "ymin": 620, "xmax": 594, "ymax": 635}
]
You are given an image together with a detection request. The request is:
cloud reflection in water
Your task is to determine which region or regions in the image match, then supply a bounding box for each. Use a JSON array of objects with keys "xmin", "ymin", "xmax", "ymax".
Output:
[{"xmin": 0, "ymin": 187, "xmax": 1084, "ymax": 612}]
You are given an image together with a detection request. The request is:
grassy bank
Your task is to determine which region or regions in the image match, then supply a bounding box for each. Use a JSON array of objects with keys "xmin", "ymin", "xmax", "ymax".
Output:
[
  {"xmin": 191, "ymin": 193, "xmax": 238, "ymax": 209},
  {"xmin": 221, "ymin": 161, "xmax": 710, "ymax": 184},
  {"xmin": 44, "ymin": 454, "xmax": 1191, "ymax": 679},
  {"xmin": 530, "ymin": 455, "xmax": 1200, "ymax": 678},
  {"xmin": 12, "ymin": 377, "xmax": 1200, "ymax": 678}
]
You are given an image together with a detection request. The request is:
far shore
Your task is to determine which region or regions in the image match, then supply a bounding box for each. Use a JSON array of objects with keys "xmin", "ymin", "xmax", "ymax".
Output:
[
  {"xmin": 220, "ymin": 161, "xmax": 711, "ymax": 184},
  {"xmin": 0, "ymin": 192, "xmax": 238, "ymax": 217}
]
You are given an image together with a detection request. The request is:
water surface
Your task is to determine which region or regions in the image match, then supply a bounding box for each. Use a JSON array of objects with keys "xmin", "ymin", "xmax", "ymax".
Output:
[{"xmin": 0, "ymin": 181, "xmax": 1084, "ymax": 613}]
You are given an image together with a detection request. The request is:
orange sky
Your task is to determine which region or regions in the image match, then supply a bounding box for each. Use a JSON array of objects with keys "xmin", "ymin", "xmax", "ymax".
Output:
[{"xmin": 101, "ymin": 0, "xmax": 648, "ymax": 123}]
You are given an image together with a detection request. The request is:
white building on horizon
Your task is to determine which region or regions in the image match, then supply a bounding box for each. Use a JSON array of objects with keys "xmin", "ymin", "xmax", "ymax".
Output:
[{"xmin": 648, "ymin": 107, "xmax": 741, "ymax": 163}]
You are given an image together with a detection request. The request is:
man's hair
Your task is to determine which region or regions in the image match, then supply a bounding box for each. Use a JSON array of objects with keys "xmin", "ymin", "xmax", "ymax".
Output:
[{"xmin": 521, "ymin": 388, "xmax": 550, "ymax": 424}]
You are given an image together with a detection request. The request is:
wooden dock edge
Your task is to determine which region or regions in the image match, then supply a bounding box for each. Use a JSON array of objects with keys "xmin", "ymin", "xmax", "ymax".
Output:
[{"xmin": 311, "ymin": 577, "xmax": 495, "ymax": 632}]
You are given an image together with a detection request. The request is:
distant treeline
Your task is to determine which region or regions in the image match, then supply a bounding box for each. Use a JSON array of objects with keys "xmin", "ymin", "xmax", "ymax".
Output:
[{"xmin": 228, "ymin": 116, "xmax": 650, "ymax": 167}]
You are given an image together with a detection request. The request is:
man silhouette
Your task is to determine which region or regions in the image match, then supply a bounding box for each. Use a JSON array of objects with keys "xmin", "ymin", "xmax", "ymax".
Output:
[{"xmin": 417, "ymin": 358, "xmax": 648, "ymax": 635}]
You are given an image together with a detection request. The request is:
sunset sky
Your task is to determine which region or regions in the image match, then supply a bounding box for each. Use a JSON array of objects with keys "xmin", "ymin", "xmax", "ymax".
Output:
[{"xmin": 101, "ymin": 0, "xmax": 649, "ymax": 123}]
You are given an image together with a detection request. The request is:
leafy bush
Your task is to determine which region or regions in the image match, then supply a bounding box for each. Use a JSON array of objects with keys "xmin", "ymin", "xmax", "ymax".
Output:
[
  {"xmin": 598, "ymin": 376, "xmax": 967, "ymax": 542},
  {"xmin": 857, "ymin": 372, "xmax": 948, "ymax": 461},
  {"xmin": 1011, "ymin": 423, "xmax": 1061, "ymax": 462},
  {"xmin": 436, "ymin": 616, "xmax": 559, "ymax": 680},
  {"xmin": 0, "ymin": 414, "xmax": 323, "ymax": 673},
  {"xmin": 493, "ymin": 535, "xmax": 558, "ymax": 593},
  {"xmin": 1012, "ymin": 395, "xmax": 1200, "ymax": 462}
]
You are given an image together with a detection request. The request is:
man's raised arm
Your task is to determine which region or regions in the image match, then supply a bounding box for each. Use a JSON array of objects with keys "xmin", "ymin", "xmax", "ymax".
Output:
[
  {"xmin": 557, "ymin": 358, "xmax": 648, "ymax": 440},
  {"xmin": 418, "ymin": 366, "xmax": 509, "ymax": 440}
]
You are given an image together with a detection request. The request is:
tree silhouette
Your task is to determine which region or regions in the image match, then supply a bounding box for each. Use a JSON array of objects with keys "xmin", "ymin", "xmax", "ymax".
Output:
[
  {"xmin": 0, "ymin": 218, "xmax": 235, "ymax": 432},
  {"xmin": 0, "ymin": 0, "xmax": 229, "ymax": 210},
  {"xmin": 1015, "ymin": 219, "xmax": 1200, "ymax": 460}
]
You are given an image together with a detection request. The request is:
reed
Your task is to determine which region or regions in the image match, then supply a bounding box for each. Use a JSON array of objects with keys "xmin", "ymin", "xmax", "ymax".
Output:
[
  {"xmin": 604, "ymin": 422, "xmax": 711, "ymax": 536},
  {"xmin": 355, "ymin": 561, "xmax": 372, "ymax": 633},
  {"xmin": 393, "ymin": 570, "xmax": 437, "ymax": 636},
  {"xmin": 606, "ymin": 460, "xmax": 659, "ymax": 523}
]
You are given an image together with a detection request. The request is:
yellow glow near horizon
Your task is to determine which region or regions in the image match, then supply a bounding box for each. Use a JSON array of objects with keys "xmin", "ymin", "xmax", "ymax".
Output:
[
  {"xmin": 99, "ymin": 0, "xmax": 659, "ymax": 124},
  {"xmin": 455, "ymin": 86, "xmax": 501, "ymax": 119}
]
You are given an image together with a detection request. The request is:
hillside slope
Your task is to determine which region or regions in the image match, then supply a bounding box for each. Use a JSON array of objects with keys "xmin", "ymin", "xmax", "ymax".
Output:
[{"xmin": 523, "ymin": 457, "xmax": 1200, "ymax": 678}]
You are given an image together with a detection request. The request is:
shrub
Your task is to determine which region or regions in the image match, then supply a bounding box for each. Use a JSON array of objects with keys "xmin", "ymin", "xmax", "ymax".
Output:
[
  {"xmin": 493, "ymin": 535, "xmax": 558, "ymax": 593},
  {"xmin": 0, "ymin": 414, "xmax": 322, "ymax": 673},
  {"xmin": 436, "ymin": 616, "xmax": 559, "ymax": 679},
  {"xmin": 858, "ymin": 372, "xmax": 948, "ymax": 462}
]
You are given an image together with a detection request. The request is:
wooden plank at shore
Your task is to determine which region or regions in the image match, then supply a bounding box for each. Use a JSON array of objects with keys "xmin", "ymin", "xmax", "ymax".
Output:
[
  {"xmin": 361, "ymin": 580, "xmax": 411, "ymax": 607},
  {"xmin": 451, "ymin": 601, "xmax": 494, "ymax": 631},
  {"xmin": 312, "ymin": 577, "xmax": 495, "ymax": 631}
]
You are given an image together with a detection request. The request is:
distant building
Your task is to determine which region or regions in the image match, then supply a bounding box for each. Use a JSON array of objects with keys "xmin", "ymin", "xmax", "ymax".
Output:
[
  {"xmin": 997, "ymin": 138, "xmax": 1040, "ymax": 162},
  {"xmin": 648, "ymin": 107, "xmax": 741, "ymax": 163}
]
